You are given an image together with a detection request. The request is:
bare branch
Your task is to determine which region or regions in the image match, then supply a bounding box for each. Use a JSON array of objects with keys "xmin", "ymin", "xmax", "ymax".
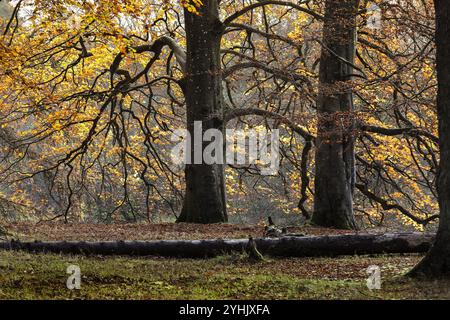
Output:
[{"xmin": 223, "ymin": 0, "xmax": 323, "ymax": 26}]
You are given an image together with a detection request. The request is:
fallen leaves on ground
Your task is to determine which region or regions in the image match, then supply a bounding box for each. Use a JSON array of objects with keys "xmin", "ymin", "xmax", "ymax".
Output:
[{"xmin": 4, "ymin": 222, "xmax": 354, "ymax": 241}]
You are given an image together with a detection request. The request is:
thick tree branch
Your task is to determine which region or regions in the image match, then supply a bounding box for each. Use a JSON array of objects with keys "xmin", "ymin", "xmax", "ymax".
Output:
[
  {"xmin": 355, "ymin": 183, "xmax": 439, "ymax": 226},
  {"xmin": 110, "ymin": 36, "xmax": 186, "ymax": 81},
  {"xmin": 360, "ymin": 125, "xmax": 439, "ymax": 144},
  {"xmin": 298, "ymin": 139, "xmax": 312, "ymax": 219},
  {"xmin": 222, "ymin": 49, "xmax": 313, "ymax": 88},
  {"xmin": 224, "ymin": 107, "xmax": 314, "ymax": 141},
  {"xmin": 225, "ymin": 23, "xmax": 302, "ymax": 50},
  {"xmin": 223, "ymin": 0, "xmax": 323, "ymax": 26}
]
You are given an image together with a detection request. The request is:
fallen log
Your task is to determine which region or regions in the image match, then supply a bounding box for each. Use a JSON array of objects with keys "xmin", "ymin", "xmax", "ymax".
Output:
[{"xmin": 0, "ymin": 233, "xmax": 435, "ymax": 258}]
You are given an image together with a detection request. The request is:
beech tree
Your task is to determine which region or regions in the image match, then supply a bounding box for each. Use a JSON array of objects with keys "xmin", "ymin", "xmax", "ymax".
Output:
[
  {"xmin": 179, "ymin": 0, "xmax": 323, "ymax": 223},
  {"xmin": 409, "ymin": 0, "xmax": 450, "ymax": 278},
  {"xmin": 311, "ymin": 0, "xmax": 359, "ymax": 229},
  {"xmin": 177, "ymin": 0, "xmax": 227, "ymax": 223}
]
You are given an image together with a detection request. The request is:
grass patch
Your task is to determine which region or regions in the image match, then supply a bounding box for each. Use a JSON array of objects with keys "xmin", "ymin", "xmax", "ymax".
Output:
[{"xmin": 0, "ymin": 251, "xmax": 449, "ymax": 299}]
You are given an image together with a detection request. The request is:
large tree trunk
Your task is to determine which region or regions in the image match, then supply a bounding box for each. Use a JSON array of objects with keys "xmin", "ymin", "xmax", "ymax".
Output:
[
  {"xmin": 409, "ymin": 0, "xmax": 450, "ymax": 278},
  {"xmin": 177, "ymin": 0, "xmax": 227, "ymax": 223},
  {"xmin": 0, "ymin": 233, "xmax": 434, "ymax": 258},
  {"xmin": 312, "ymin": 0, "xmax": 359, "ymax": 229}
]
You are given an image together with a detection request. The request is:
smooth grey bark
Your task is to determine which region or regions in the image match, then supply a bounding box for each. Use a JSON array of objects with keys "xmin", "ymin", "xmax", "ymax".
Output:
[
  {"xmin": 0, "ymin": 233, "xmax": 434, "ymax": 258},
  {"xmin": 409, "ymin": 0, "xmax": 450, "ymax": 278},
  {"xmin": 177, "ymin": 0, "xmax": 227, "ymax": 223},
  {"xmin": 312, "ymin": 0, "xmax": 359, "ymax": 229}
]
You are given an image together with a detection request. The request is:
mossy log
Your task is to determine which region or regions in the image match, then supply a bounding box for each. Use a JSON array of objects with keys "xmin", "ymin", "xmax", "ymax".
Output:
[{"xmin": 0, "ymin": 233, "xmax": 434, "ymax": 258}]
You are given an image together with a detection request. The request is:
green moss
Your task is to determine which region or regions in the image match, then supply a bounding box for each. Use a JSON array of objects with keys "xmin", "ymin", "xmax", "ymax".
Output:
[{"xmin": 0, "ymin": 251, "xmax": 449, "ymax": 299}]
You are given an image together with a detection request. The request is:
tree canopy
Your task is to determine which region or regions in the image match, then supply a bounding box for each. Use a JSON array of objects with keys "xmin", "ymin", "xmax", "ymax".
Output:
[{"xmin": 0, "ymin": 0, "xmax": 439, "ymax": 231}]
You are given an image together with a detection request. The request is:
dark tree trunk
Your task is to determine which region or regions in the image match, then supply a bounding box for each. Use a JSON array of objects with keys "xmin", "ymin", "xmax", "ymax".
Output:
[
  {"xmin": 0, "ymin": 233, "xmax": 434, "ymax": 258},
  {"xmin": 409, "ymin": 0, "xmax": 450, "ymax": 278},
  {"xmin": 177, "ymin": 0, "xmax": 227, "ymax": 223},
  {"xmin": 312, "ymin": 0, "xmax": 359, "ymax": 229}
]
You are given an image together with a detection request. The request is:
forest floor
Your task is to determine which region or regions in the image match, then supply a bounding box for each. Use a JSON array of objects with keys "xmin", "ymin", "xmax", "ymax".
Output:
[
  {"xmin": 0, "ymin": 222, "xmax": 449, "ymax": 300},
  {"xmin": 3, "ymin": 221, "xmax": 355, "ymax": 241}
]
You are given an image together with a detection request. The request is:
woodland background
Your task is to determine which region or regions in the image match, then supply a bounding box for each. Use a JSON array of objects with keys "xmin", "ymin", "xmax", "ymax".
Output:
[
  {"xmin": 0, "ymin": 0, "xmax": 439, "ymax": 230},
  {"xmin": 0, "ymin": 0, "xmax": 449, "ymax": 300}
]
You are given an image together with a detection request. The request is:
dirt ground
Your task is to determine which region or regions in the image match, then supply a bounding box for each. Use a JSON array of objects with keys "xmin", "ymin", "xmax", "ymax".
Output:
[{"xmin": 4, "ymin": 221, "xmax": 354, "ymax": 241}]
